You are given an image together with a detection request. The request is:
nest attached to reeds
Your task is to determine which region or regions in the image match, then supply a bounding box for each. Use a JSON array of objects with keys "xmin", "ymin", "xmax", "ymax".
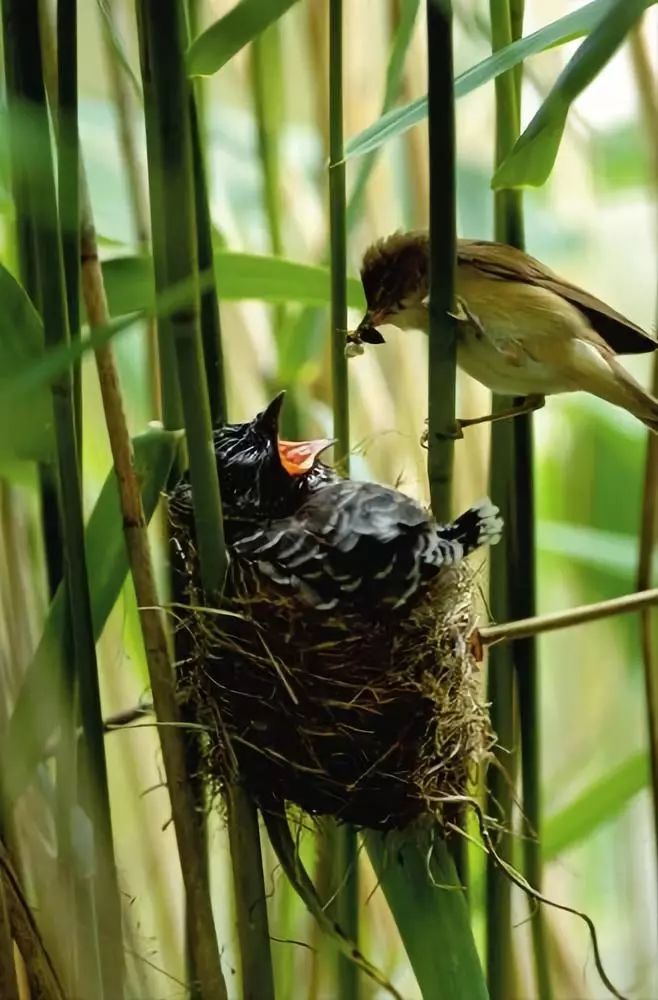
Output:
[{"xmin": 173, "ymin": 525, "xmax": 495, "ymax": 831}]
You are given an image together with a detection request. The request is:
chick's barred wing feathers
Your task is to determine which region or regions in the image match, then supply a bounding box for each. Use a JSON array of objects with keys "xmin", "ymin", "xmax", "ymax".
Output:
[{"xmin": 232, "ymin": 482, "xmax": 502, "ymax": 611}]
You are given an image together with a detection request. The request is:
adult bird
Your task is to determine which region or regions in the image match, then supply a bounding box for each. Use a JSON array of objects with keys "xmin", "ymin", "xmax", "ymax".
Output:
[
  {"xmin": 168, "ymin": 390, "xmax": 503, "ymax": 613},
  {"xmin": 347, "ymin": 230, "xmax": 658, "ymax": 431}
]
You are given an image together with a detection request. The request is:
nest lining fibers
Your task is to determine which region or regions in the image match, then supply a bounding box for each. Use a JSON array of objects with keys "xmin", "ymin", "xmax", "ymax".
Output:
[{"xmin": 175, "ymin": 547, "xmax": 494, "ymax": 832}]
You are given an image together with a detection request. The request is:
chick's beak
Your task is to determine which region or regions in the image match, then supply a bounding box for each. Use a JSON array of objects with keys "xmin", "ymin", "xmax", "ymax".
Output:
[
  {"xmin": 254, "ymin": 390, "xmax": 286, "ymax": 436},
  {"xmin": 277, "ymin": 438, "xmax": 336, "ymax": 476}
]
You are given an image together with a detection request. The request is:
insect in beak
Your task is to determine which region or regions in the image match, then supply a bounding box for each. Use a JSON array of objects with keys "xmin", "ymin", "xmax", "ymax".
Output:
[{"xmin": 277, "ymin": 438, "xmax": 336, "ymax": 476}]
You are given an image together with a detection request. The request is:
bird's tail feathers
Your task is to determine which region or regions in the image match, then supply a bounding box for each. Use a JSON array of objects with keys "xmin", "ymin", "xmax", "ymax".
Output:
[
  {"xmin": 606, "ymin": 354, "xmax": 658, "ymax": 433},
  {"xmin": 440, "ymin": 499, "xmax": 503, "ymax": 556}
]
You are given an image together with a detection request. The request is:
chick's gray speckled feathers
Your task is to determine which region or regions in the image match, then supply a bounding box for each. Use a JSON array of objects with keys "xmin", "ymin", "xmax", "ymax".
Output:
[{"xmin": 233, "ymin": 484, "xmax": 502, "ymax": 612}]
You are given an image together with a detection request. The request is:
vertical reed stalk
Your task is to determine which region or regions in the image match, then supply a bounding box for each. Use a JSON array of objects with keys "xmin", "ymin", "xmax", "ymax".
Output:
[
  {"xmin": 426, "ymin": 0, "xmax": 457, "ymax": 520},
  {"xmin": 1, "ymin": 4, "xmax": 124, "ymax": 997},
  {"xmin": 6, "ymin": 2, "xmax": 63, "ymax": 601},
  {"xmin": 329, "ymin": 0, "xmax": 350, "ymax": 471},
  {"xmin": 57, "ymin": 0, "xmax": 80, "ymax": 445},
  {"xmin": 328, "ymin": 5, "xmax": 359, "ymax": 997},
  {"xmin": 188, "ymin": 62, "xmax": 227, "ymax": 427},
  {"xmin": 136, "ymin": 7, "xmax": 274, "ymax": 998},
  {"xmin": 486, "ymin": 1, "xmax": 519, "ymax": 992},
  {"xmin": 50, "ymin": 4, "xmax": 83, "ymax": 987},
  {"xmin": 426, "ymin": 0, "xmax": 468, "ymax": 886},
  {"xmin": 486, "ymin": 2, "xmax": 552, "ymax": 999},
  {"xmin": 79, "ymin": 176, "xmax": 229, "ymax": 1000},
  {"xmin": 135, "ymin": 0, "xmax": 225, "ymax": 590},
  {"xmin": 631, "ymin": 17, "xmax": 658, "ymax": 912}
]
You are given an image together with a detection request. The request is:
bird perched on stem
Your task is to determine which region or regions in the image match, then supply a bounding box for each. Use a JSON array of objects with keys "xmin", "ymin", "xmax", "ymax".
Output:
[{"xmin": 347, "ymin": 231, "xmax": 658, "ymax": 431}]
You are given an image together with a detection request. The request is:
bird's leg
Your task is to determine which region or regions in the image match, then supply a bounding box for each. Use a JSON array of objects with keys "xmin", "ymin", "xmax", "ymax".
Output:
[
  {"xmin": 420, "ymin": 419, "xmax": 464, "ymax": 448},
  {"xmin": 420, "ymin": 395, "xmax": 544, "ymax": 448},
  {"xmin": 458, "ymin": 394, "xmax": 545, "ymax": 429}
]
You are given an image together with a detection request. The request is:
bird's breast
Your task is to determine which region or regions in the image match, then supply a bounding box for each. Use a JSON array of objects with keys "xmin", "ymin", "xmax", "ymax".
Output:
[{"xmin": 454, "ymin": 267, "xmax": 578, "ymax": 396}]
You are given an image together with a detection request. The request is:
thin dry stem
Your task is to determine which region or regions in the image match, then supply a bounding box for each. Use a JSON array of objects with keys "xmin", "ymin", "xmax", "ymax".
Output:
[
  {"xmin": 480, "ymin": 587, "xmax": 658, "ymax": 646},
  {"xmin": 1, "ymin": 842, "xmax": 63, "ymax": 1000},
  {"xmin": 79, "ymin": 195, "xmax": 227, "ymax": 998}
]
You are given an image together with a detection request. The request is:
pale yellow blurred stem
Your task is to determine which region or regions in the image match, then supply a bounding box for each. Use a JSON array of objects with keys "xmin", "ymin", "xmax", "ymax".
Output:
[
  {"xmin": 307, "ymin": 0, "xmax": 329, "ymax": 159},
  {"xmin": 480, "ymin": 587, "xmax": 658, "ymax": 646},
  {"xmin": 397, "ymin": 0, "xmax": 429, "ymax": 229},
  {"xmin": 79, "ymin": 189, "xmax": 228, "ymax": 999},
  {"xmin": 630, "ymin": 15, "xmax": 658, "ymax": 902},
  {"xmin": 101, "ymin": 0, "xmax": 161, "ymax": 420}
]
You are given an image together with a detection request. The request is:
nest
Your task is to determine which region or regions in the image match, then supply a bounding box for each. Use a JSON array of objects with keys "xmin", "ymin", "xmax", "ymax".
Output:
[{"xmin": 174, "ymin": 546, "xmax": 494, "ymax": 832}]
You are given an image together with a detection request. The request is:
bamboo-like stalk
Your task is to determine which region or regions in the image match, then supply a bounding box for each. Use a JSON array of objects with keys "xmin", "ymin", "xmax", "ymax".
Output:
[
  {"xmin": 135, "ymin": 0, "xmax": 226, "ymax": 590},
  {"xmin": 630, "ymin": 18, "xmax": 658, "ymax": 911},
  {"xmin": 426, "ymin": 0, "xmax": 466, "ymax": 887},
  {"xmin": 487, "ymin": 2, "xmax": 551, "ymax": 998},
  {"xmin": 6, "ymin": 3, "xmax": 63, "ymax": 601},
  {"xmin": 184, "ymin": 0, "xmax": 226, "ymax": 427},
  {"xmin": 1, "ymin": 6, "xmax": 125, "ymax": 997},
  {"xmin": 486, "ymin": 2, "xmax": 521, "ymax": 996},
  {"xmin": 78, "ymin": 180, "xmax": 229, "ymax": 1000},
  {"xmin": 57, "ymin": 0, "xmax": 80, "ymax": 445},
  {"xmin": 136, "ymin": 7, "xmax": 274, "ymax": 998},
  {"xmin": 426, "ymin": 0, "xmax": 457, "ymax": 519},
  {"xmin": 329, "ymin": 0, "xmax": 350, "ymax": 471},
  {"xmin": 49, "ymin": 4, "xmax": 84, "ymax": 988},
  {"xmin": 328, "ymin": 5, "xmax": 359, "ymax": 996},
  {"xmin": 189, "ymin": 90, "xmax": 227, "ymax": 427}
]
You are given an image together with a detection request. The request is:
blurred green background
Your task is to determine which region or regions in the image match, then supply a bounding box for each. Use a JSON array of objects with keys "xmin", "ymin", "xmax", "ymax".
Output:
[{"xmin": 1, "ymin": 0, "xmax": 657, "ymax": 997}]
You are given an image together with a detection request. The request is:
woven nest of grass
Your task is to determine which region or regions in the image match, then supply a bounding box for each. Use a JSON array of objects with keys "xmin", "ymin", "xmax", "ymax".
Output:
[{"xmin": 174, "ymin": 547, "xmax": 495, "ymax": 832}]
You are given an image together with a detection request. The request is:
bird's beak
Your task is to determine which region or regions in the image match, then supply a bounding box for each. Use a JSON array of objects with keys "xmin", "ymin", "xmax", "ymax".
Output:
[
  {"xmin": 355, "ymin": 312, "xmax": 387, "ymax": 345},
  {"xmin": 254, "ymin": 390, "xmax": 286, "ymax": 436},
  {"xmin": 277, "ymin": 438, "xmax": 336, "ymax": 476},
  {"xmin": 255, "ymin": 392, "xmax": 334, "ymax": 475}
]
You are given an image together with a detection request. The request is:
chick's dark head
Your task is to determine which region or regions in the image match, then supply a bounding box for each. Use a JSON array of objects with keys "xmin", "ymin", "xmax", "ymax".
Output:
[{"xmin": 214, "ymin": 391, "xmax": 339, "ymax": 519}]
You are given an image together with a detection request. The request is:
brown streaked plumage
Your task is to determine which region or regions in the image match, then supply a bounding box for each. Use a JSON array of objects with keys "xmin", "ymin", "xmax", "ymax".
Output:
[{"xmin": 349, "ymin": 230, "xmax": 658, "ymax": 431}]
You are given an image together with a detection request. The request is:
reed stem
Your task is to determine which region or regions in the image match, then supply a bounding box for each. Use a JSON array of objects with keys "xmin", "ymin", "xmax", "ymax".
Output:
[
  {"xmin": 329, "ymin": 0, "xmax": 350, "ymax": 472},
  {"xmin": 426, "ymin": 0, "xmax": 457, "ymax": 520},
  {"xmin": 329, "ymin": 6, "xmax": 359, "ymax": 996},
  {"xmin": 486, "ymin": 2, "xmax": 523, "ymax": 995},
  {"xmin": 481, "ymin": 586, "xmax": 658, "ymax": 645},
  {"xmin": 79, "ymin": 177, "xmax": 229, "ymax": 1000},
  {"xmin": 487, "ymin": 1, "xmax": 551, "ymax": 997},
  {"xmin": 3, "ymin": 6, "xmax": 125, "ymax": 997},
  {"xmin": 630, "ymin": 17, "xmax": 658, "ymax": 928},
  {"xmin": 136, "ymin": 8, "xmax": 274, "ymax": 998}
]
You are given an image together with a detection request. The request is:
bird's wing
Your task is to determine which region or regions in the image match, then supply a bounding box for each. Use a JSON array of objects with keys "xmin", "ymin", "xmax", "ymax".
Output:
[
  {"xmin": 232, "ymin": 484, "xmax": 501, "ymax": 612},
  {"xmin": 231, "ymin": 481, "xmax": 458, "ymax": 611},
  {"xmin": 457, "ymin": 238, "xmax": 655, "ymax": 355}
]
